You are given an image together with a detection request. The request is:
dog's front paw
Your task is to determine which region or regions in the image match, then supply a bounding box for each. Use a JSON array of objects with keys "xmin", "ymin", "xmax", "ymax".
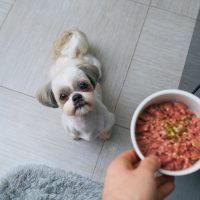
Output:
[
  {"xmin": 69, "ymin": 133, "xmax": 80, "ymax": 140},
  {"xmin": 72, "ymin": 136, "xmax": 81, "ymax": 140},
  {"xmin": 99, "ymin": 129, "xmax": 112, "ymax": 140}
]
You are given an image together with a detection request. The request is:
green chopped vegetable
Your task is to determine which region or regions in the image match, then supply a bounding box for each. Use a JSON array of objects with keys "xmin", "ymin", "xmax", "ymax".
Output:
[{"xmin": 164, "ymin": 119, "xmax": 188, "ymax": 139}]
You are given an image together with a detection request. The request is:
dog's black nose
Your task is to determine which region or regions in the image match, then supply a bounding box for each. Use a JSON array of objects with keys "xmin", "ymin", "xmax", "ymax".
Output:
[{"xmin": 72, "ymin": 94, "xmax": 82, "ymax": 102}]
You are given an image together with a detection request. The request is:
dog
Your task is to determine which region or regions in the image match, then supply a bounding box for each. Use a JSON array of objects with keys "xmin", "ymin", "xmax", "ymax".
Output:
[{"xmin": 36, "ymin": 29, "xmax": 115, "ymax": 141}]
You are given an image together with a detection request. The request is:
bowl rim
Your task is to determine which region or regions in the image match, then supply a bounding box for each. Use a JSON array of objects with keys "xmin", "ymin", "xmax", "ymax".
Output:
[{"xmin": 130, "ymin": 89, "xmax": 200, "ymax": 176}]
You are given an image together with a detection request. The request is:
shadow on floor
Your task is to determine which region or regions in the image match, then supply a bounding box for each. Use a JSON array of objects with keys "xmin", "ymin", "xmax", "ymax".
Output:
[{"xmin": 179, "ymin": 10, "xmax": 200, "ymax": 97}]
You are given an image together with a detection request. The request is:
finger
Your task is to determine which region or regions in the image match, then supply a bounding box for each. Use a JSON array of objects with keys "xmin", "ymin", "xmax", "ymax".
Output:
[
  {"xmin": 117, "ymin": 150, "xmax": 138, "ymax": 163},
  {"xmin": 139, "ymin": 155, "xmax": 161, "ymax": 173},
  {"xmin": 157, "ymin": 181, "xmax": 175, "ymax": 200},
  {"xmin": 156, "ymin": 175, "xmax": 174, "ymax": 187},
  {"xmin": 114, "ymin": 150, "xmax": 138, "ymax": 169}
]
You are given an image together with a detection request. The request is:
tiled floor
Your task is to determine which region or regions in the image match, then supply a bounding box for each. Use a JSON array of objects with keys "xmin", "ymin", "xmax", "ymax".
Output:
[{"xmin": 0, "ymin": 0, "xmax": 200, "ymax": 199}]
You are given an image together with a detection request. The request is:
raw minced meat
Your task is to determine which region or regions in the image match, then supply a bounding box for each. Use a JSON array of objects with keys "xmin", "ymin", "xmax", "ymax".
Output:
[{"xmin": 136, "ymin": 102, "xmax": 200, "ymax": 171}]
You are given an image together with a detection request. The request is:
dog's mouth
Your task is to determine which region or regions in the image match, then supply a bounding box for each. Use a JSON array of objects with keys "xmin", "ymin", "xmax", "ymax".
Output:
[{"xmin": 74, "ymin": 100, "xmax": 89, "ymax": 110}]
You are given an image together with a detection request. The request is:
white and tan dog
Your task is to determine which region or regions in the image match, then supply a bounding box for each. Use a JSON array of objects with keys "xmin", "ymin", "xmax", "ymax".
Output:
[{"xmin": 36, "ymin": 29, "xmax": 115, "ymax": 141}]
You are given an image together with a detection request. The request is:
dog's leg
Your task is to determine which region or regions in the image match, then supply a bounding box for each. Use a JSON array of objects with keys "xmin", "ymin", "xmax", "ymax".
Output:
[{"xmin": 99, "ymin": 129, "xmax": 112, "ymax": 140}]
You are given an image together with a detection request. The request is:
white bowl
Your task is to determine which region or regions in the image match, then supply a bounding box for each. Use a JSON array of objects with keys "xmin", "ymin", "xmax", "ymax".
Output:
[{"xmin": 130, "ymin": 89, "xmax": 200, "ymax": 176}]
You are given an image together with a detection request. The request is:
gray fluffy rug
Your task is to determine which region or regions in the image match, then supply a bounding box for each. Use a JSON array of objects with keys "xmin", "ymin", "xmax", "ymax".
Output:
[{"xmin": 0, "ymin": 165, "xmax": 103, "ymax": 200}]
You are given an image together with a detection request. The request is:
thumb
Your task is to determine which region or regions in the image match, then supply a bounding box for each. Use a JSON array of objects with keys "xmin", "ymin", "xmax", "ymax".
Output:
[{"xmin": 139, "ymin": 155, "xmax": 161, "ymax": 173}]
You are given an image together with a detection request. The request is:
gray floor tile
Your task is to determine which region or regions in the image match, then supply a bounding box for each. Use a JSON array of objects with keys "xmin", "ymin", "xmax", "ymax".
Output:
[
  {"xmin": 115, "ymin": 7, "xmax": 195, "ymax": 128},
  {"xmin": 0, "ymin": 87, "xmax": 103, "ymax": 178},
  {"xmin": 151, "ymin": 0, "xmax": 200, "ymax": 19}
]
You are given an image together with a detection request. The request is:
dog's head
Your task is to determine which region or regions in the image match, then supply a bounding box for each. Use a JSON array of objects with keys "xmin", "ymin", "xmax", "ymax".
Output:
[{"xmin": 36, "ymin": 64, "xmax": 100, "ymax": 116}]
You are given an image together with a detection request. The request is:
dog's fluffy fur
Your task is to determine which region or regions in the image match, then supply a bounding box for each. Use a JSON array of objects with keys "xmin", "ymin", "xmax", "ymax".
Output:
[{"xmin": 36, "ymin": 29, "xmax": 115, "ymax": 141}]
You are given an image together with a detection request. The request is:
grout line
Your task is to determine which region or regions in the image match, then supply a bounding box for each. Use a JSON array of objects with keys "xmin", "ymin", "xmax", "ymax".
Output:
[
  {"xmin": 114, "ymin": 123, "xmax": 130, "ymax": 130},
  {"xmin": 150, "ymin": 5, "xmax": 199, "ymax": 21},
  {"xmin": 0, "ymin": 0, "xmax": 15, "ymax": 6},
  {"xmin": 129, "ymin": 0, "xmax": 200, "ymax": 20},
  {"xmin": 0, "ymin": 0, "xmax": 16, "ymax": 29},
  {"xmin": 0, "ymin": 85, "xmax": 35, "ymax": 99},
  {"xmin": 113, "ymin": 2, "xmax": 151, "ymax": 113},
  {"xmin": 91, "ymin": 140, "xmax": 105, "ymax": 180},
  {"xmin": 127, "ymin": 0, "xmax": 150, "ymax": 7},
  {"xmin": 91, "ymin": 124, "xmax": 129, "ymax": 179}
]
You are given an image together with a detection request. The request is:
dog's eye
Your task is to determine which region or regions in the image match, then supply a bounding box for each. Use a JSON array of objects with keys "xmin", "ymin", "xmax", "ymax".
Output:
[
  {"xmin": 59, "ymin": 93, "xmax": 68, "ymax": 101},
  {"xmin": 79, "ymin": 82, "xmax": 89, "ymax": 90}
]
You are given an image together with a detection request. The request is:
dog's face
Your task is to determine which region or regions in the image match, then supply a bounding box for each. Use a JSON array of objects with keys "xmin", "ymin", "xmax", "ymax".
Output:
[
  {"xmin": 52, "ymin": 66, "xmax": 95, "ymax": 116},
  {"xmin": 36, "ymin": 64, "xmax": 100, "ymax": 116}
]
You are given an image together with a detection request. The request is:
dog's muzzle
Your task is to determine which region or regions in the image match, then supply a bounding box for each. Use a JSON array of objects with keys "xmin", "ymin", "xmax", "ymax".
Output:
[{"xmin": 72, "ymin": 94, "xmax": 86, "ymax": 109}]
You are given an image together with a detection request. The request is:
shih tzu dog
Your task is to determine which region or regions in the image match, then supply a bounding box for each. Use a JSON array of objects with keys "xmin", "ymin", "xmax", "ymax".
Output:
[{"xmin": 36, "ymin": 29, "xmax": 115, "ymax": 141}]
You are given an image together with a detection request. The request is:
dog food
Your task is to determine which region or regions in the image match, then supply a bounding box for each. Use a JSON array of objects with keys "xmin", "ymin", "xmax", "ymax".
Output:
[{"xmin": 136, "ymin": 102, "xmax": 200, "ymax": 170}]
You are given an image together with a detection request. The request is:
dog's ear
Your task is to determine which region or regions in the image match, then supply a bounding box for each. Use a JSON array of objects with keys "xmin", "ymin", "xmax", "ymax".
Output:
[
  {"xmin": 78, "ymin": 64, "xmax": 100, "ymax": 88},
  {"xmin": 36, "ymin": 82, "xmax": 58, "ymax": 108},
  {"xmin": 52, "ymin": 29, "xmax": 89, "ymax": 59}
]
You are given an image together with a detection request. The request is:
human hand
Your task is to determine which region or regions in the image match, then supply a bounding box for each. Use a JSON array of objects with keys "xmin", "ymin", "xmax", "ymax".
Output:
[{"xmin": 102, "ymin": 150, "xmax": 174, "ymax": 200}]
